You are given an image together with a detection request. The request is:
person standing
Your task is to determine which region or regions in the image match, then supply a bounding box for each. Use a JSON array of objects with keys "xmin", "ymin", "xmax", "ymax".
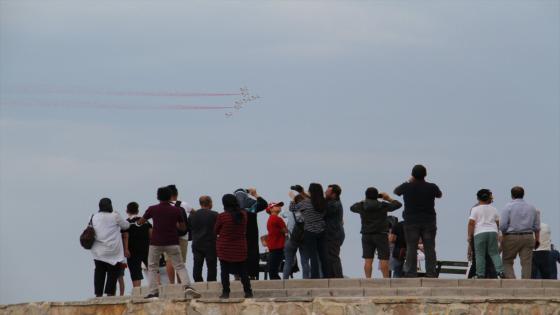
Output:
[
  {"xmin": 137, "ymin": 187, "xmax": 200, "ymax": 299},
  {"xmin": 351, "ymin": 187, "xmax": 402, "ymax": 278},
  {"xmin": 282, "ymin": 186, "xmax": 307, "ymax": 279},
  {"xmin": 234, "ymin": 188, "xmax": 268, "ymax": 280},
  {"xmin": 532, "ymin": 211, "xmax": 551, "ymax": 279},
  {"xmin": 90, "ymin": 198, "xmax": 130, "ymax": 297},
  {"xmin": 265, "ymin": 202, "xmax": 287, "ymax": 280},
  {"xmin": 550, "ymin": 244, "xmax": 560, "ymax": 280},
  {"xmin": 394, "ymin": 164, "xmax": 442, "ymax": 278},
  {"xmin": 215, "ymin": 194, "xmax": 253, "ymax": 299},
  {"xmin": 189, "ymin": 196, "xmax": 218, "ymax": 282},
  {"xmin": 324, "ymin": 184, "xmax": 345, "ymax": 278},
  {"xmin": 290, "ymin": 183, "xmax": 328, "ymax": 279},
  {"xmin": 467, "ymin": 189, "xmax": 505, "ymax": 279},
  {"xmin": 499, "ymin": 186, "xmax": 540, "ymax": 279},
  {"xmin": 387, "ymin": 216, "xmax": 406, "ymax": 278},
  {"xmin": 166, "ymin": 185, "xmax": 194, "ymax": 284},
  {"xmin": 125, "ymin": 202, "xmax": 152, "ymax": 288}
]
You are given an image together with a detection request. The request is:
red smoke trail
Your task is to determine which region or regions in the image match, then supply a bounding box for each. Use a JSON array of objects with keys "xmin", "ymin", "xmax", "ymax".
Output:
[
  {"xmin": 11, "ymin": 87, "xmax": 241, "ymax": 97},
  {"xmin": 0, "ymin": 101, "xmax": 233, "ymax": 111}
]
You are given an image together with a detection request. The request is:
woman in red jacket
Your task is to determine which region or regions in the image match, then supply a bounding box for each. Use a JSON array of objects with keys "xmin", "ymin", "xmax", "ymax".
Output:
[{"xmin": 215, "ymin": 194, "xmax": 253, "ymax": 298}]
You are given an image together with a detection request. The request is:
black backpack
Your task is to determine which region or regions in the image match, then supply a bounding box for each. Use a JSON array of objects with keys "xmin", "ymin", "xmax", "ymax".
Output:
[
  {"xmin": 290, "ymin": 212, "xmax": 305, "ymax": 246},
  {"xmin": 175, "ymin": 201, "xmax": 190, "ymax": 238}
]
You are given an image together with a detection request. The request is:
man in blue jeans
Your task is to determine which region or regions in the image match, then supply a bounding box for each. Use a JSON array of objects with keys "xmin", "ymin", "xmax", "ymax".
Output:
[{"xmin": 394, "ymin": 165, "xmax": 442, "ymax": 278}]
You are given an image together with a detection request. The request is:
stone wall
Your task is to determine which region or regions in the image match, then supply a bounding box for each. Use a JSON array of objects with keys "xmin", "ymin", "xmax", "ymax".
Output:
[{"xmin": 1, "ymin": 296, "xmax": 560, "ymax": 315}]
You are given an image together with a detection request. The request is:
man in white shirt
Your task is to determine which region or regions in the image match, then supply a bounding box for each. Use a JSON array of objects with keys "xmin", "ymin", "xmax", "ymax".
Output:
[
  {"xmin": 532, "ymin": 210, "xmax": 552, "ymax": 279},
  {"xmin": 166, "ymin": 184, "xmax": 195, "ymax": 284},
  {"xmin": 467, "ymin": 189, "xmax": 505, "ymax": 278}
]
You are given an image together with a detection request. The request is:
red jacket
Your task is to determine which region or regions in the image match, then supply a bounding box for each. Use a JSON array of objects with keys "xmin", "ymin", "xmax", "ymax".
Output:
[{"xmin": 215, "ymin": 211, "xmax": 248, "ymax": 262}]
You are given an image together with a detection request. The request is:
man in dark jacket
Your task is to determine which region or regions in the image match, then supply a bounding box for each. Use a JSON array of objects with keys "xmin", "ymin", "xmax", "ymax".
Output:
[
  {"xmin": 324, "ymin": 184, "xmax": 345, "ymax": 278},
  {"xmin": 234, "ymin": 188, "xmax": 268, "ymax": 279},
  {"xmin": 351, "ymin": 187, "xmax": 402, "ymax": 278},
  {"xmin": 394, "ymin": 164, "xmax": 442, "ymax": 278},
  {"xmin": 189, "ymin": 196, "xmax": 218, "ymax": 282}
]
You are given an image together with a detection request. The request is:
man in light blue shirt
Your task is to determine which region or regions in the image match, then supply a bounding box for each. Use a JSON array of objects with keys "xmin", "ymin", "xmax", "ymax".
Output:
[{"xmin": 499, "ymin": 186, "xmax": 540, "ymax": 279}]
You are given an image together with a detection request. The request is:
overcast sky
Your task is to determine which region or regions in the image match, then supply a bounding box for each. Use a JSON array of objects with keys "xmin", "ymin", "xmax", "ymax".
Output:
[{"xmin": 1, "ymin": 0, "xmax": 558, "ymax": 304}]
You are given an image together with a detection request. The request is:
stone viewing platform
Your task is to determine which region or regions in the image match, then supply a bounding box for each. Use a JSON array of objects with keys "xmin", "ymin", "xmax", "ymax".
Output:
[{"xmin": 1, "ymin": 279, "xmax": 559, "ymax": 314}]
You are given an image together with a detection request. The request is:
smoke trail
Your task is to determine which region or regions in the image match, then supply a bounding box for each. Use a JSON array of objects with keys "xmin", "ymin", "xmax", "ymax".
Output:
[
  {"xmin": 0, "ymin": 101, "xmax": 233, "ymax": 111},
  {"xmin": 9, "ymin": 87, "xmax": 241, "ymax": 97}
]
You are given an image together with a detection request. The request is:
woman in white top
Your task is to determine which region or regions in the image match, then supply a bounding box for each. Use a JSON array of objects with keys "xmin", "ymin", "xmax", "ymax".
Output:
[
  {"xmin": 467, "ymin": 189, "xmax": 505, "ymax": 279},
  {"xmin": 90, "ymin": 198, "xmax": 130, "ymax": 297}
]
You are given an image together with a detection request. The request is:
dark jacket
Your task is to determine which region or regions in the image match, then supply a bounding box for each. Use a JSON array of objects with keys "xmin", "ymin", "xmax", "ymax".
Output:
[
  {"xmin": 350, "ymin": 199, "xmax": 402, "ymax": 234},
  {"xmin": 188, "ymin": 208, "xmax": 218, "ymax": 249},
  {"xmin": 325, "ymin": 200, "xmax": 345, "ymax": 240}
]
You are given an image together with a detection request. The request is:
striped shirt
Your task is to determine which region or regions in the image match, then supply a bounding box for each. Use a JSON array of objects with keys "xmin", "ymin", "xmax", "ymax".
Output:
[
  {"xmin": 215, "ymin": 211, "xmax": 248, "ymax": 262},
  {"xmin": 290, "ymin": 198, "xmax": 325, "ymax": 233}
]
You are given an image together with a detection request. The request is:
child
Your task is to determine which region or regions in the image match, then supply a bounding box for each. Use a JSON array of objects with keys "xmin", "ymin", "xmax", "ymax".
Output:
[
  {"xmin": 266, "ymin": 202, "xmax": 287, "ymax": 280},
  {"xmin": 125, "ymin": 202, "xmax": 152, "ymax": 288}
]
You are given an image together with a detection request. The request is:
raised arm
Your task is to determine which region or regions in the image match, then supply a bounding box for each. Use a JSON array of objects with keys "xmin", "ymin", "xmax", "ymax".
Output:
[{"xmin": 350, "ymin": 201, "xmax": 364, "ymax": 213}]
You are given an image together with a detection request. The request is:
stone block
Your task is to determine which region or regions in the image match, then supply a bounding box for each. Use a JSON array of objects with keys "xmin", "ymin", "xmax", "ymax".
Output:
[
  {"xmin": 542, "ymin": 280, "xmax": 560, "ymax": 288},
  {"xmin": 430, "ymin": 288, "xmax": 461, "ymax": 296},
  {"xmin": 390, "ymin": 278, "xmax": 422, "ymax": 287},
  {"xmin": 207, "ymin": 281, "xmax": 242, "ymax": 291},
  {"xmin": 360, "ymin": 279, "xmax": 390, "ymax": 288},
  {"xmin": 364, "ymin": 288, "xmax": 398, "ymax": 296},
  {"xmin": 207, "ymin": 281, "xmax": 222, "ymax": 291},
  {"xmin": 545, "ymin": 288, "xmax": 560, "ymax": 297},
  {"xmin": 513, "ymin": 288, "xmax": 545, "ymax": 297},
  {"xmin": 191, "ymin": 282, "xmax": 208, "ymax": 291},
  {"xmin": 285, "ymin": 279, "xmax": 329, "ymax": 289},
  {"xmin": 397, "ymin": 288, "xmax": 432, "ymax": 296},
  {"xmin": 159, "ymin": 285, "xmax": 186, "ymax": 298},
  {"xmin": 422, "ymin": 279, "xmax": 459, "ymax": 287},
  {"xmin": 486, "ymin": 288, "xmax": 514, "ymax": 297},
  {"xmin": 252, "ymin": 280, "xmax": 284, "ymax": 290},
  {"xmin": 310, "ymin": 288, "xmax": 332, "ymax": 297},
  {"xmin": 329, "ymin": 279, "xmax": 360, "ymax": 288},
  {"xmin": 501, "ymin": 279, "xmax": 542, "ymax": 288},
  {"xmin": 458, "ymin": 279, "xmax": 501, "ymax": 288},
  {"xmin": 252, "ymin": 289, "xmax": 287, "ymax": 298},
  {"xmin": 459, "ymin": 288, "xmax": 487, "ymax": 296},
  {"xmin": 286, "ymin": 288, "xmax": 312, "ymax": 297},
  {"xmin": 329, "ymin": 288, "xmax": 364, "ymax": 297},
  {"xmin": 201, "ymin": 291, "xmax": 220, "ymax": 299}
]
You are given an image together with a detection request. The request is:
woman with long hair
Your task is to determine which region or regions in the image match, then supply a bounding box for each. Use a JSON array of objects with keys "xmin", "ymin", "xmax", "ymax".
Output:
[
  {"xmin": 215, "ymin": 194, "xmax": 253, "ymax": 298},
  {"xmin": 289, "ymin": 183, "xmax": 328, "ymax": 278}
]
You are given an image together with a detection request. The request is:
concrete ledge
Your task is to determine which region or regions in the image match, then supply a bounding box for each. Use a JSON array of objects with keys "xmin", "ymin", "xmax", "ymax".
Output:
[
  {"xmin": 364, "ymin": 288, "xmax": 397, "ymax": 296},
  {"xmin": 390, "ymin": 278, "xmax": 422, "ymax": 287},
  {"xmin": 543, "ymin": 280, "xmax": 560, "ymax": 288},
  {"xmin": 285, "ymin": 279, "xmax": 329, "ymax": 289},
  {"xmin": 458, "ymin": 279, "xmax": 501, "ymax": 288},
  {"xmin": 397, "ymin": 288, "xmax": 432, "ymax": 297},
  {"xmin": 329, "ymin": 279, "xmax": 361, "ymax": 288},
  {"xmin": 502, "ymin": 279, "xmax": 542, "ymax": 288},
  {"xmin": 422, "ymin": 278, "xmax": 458, "ymax": 287},
  {"xmin": 360, "ymin": 279, "xmax": 390, "ymax": 288}
]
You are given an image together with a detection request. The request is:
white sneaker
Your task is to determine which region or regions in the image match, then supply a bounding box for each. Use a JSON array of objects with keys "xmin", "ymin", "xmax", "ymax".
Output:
[{"xmin": 185, "ymin": 287, "xmax": 201, "ymax": 299}]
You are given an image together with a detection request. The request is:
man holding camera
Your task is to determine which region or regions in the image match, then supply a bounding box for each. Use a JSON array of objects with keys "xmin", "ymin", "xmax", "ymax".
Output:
[{"xmin": 351, "ymin": 187, "xmax": 402, "ymax": 278}]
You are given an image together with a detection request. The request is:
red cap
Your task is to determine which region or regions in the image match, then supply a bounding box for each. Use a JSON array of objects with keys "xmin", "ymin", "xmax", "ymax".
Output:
[{"xmin": 265, "ymin": 202, "xmax": 285, "ymax": 213}]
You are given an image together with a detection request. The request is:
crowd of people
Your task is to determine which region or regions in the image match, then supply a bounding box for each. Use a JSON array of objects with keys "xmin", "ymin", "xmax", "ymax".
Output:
[{"xmin": 84, "ymin": 164, "xmax": 559, "ymax": 299}]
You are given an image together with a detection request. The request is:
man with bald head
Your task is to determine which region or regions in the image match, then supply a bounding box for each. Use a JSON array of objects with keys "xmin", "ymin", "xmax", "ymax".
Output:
[{"xmin": 189, "ymin": 196, "xmax": 219, "ymax": 282}]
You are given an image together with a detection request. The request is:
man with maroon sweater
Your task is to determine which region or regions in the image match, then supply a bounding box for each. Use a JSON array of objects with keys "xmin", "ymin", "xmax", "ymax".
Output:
[
  {"xmin": 215, "ymin": 194, "xmax": 253, "ymax": 299},
  {"xmin": 138, "ymin": 187, "xmax": 201, "ymax": 299}
]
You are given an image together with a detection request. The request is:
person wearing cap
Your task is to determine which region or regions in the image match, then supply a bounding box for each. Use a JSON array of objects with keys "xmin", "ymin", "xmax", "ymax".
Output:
[
  {"xmin": 467, "ymin": 189, "xmax": 505, "ymax": 279},
  {"xmin": 351, "ymin": 187, "xmax": 402, "ymax": 278},
  {"xmin": 393, "ymin": 164, "xmax": 442, "ymax": 278},
  {"xmin": 499, "ymin": 186, "xmax": 540, "ymax": 279},
  {"xmin": 90, "ymin": 198, "xmax": 130, "ymax": 297},
  {"xmin": 265, "ymin": 202, "xmax": 287, "ymax": 280}
]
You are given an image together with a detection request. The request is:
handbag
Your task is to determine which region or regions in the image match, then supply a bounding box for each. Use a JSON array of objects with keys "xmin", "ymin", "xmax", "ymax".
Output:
[
  {"xmin": 80, "ymin": 215, "xmax": 96, "ymax": 249},
  {"xmin": 290, "ymin": 211, "xmax": 305, "ymax": 246}
]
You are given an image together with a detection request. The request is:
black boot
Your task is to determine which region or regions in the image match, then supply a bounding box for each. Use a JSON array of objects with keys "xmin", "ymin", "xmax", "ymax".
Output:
[
  {"xmin": 244, "ymin": 290, "xmax": 253, "ymax": 298},
  {"xmin": 219, "ymin": 291, "xmax": 230, "ymax": 299}
]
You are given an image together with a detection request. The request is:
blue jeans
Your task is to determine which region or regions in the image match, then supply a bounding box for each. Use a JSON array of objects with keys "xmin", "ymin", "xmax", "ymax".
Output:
[{"xmin": 283, "ymin": 239, "xmax": 298, "ymax": 279}]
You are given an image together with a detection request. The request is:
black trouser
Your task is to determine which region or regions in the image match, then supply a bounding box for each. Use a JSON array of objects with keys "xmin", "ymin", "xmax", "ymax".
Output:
[
  {"xmin": 325, "ymin": 236, "xmax": 344, "ymax": 278},
  {"xmin": 267, "ymin": 249, "xmax": 284, "ymax": 280},
  {"xmin": 94, "ymin": 260, "xmax": 120, "ymax": 297},
  {"xmin": 219, "ymin": 260, "xmax": 252, "ymax": 294},
  {"xmin": 532, "ymin": 251, "xmax": 551, "ymax": 279},
  {"xmin": 403, "ymin": 222, "xmax": 437, "ymax": 277},
  {"xmin": 193, "ymin": 246, "xmax": 217, "ymax": 282},
  {"xmin": 302, "ymin": 230, "xmax": 329, "ymax": 279},
  {"xmin": 467, "ymin": 238, "xmax": 497, "ymax": 279}
]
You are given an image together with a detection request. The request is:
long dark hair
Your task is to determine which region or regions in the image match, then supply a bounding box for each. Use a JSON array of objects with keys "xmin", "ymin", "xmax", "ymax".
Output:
[
  {"xmin": 308, "ymin": 183, "xmax": 327, "ymax": 213},
  {"xmin": 222, "ymin": 194, "xmax": 243, "ymax": 224}
]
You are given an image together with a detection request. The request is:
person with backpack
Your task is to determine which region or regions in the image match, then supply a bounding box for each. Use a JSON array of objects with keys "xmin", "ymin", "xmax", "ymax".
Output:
[
  {"xmin": 125, "ymin": 202, "xmax": 152, "ymax": 287},
  {"xmin": 351, "ymin": 188, "xmax": 402, "ymax": 278},
  {"xmin": 215, "ymin": 194, "xmax": 253, "ymax": 299},
  {"xmin": 166, "ymin": 184, "xmax": 194, "ymax": 284},
  {"xmin": 282, "ymin": 186, "xmax": 306, "ymax": 279},
  {"xmin": 89, "ymin": 198, "xmax": 130, "ymax": 297},
  {"xmin": 137, "ymin": 186, "xmax": 200, "ymax": 299}
]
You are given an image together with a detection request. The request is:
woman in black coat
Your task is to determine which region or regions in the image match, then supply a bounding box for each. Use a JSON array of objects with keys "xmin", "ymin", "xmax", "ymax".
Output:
[{"xmin": 235, "ymin": 188, "xmax": 268, "ymax": 279}]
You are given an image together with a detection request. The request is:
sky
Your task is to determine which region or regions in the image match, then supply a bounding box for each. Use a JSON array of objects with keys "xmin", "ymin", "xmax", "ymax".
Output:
[{"xmin": 0, "ymin": 0, "xmax": 559, "ymax": 305}]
